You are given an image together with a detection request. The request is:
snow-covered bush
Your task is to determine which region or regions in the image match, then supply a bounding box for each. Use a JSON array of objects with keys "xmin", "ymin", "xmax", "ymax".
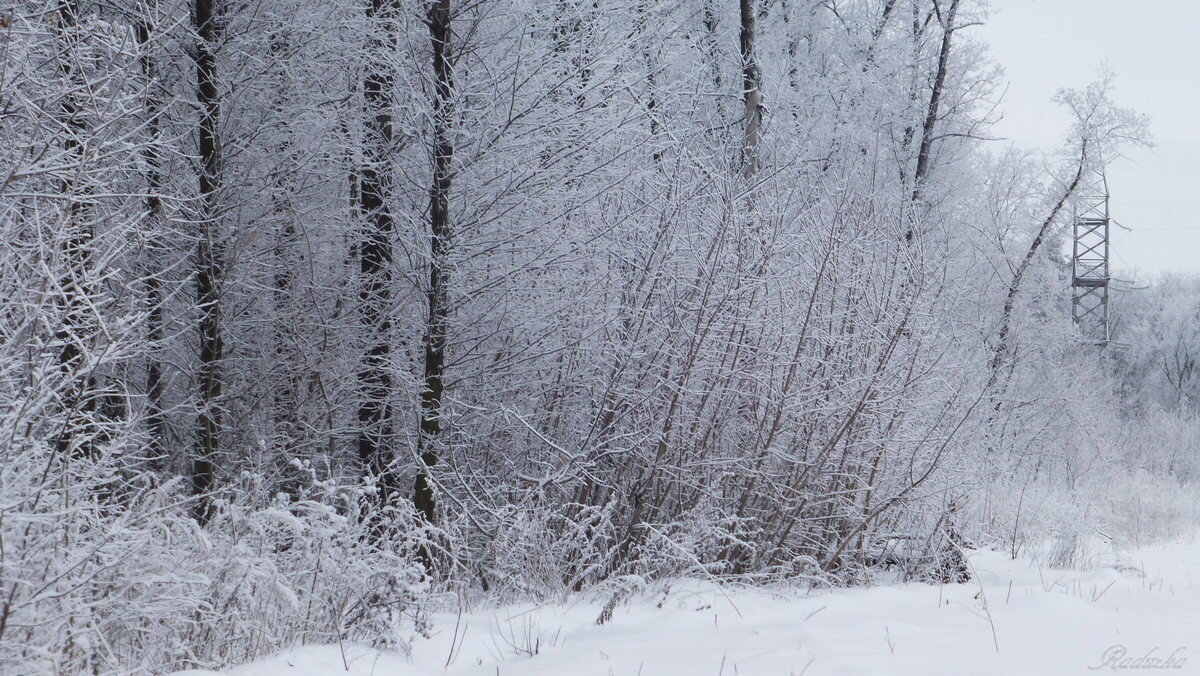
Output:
[{"xmin": 0, "ymin": 452, "xmax": 426, "ymax": 673}]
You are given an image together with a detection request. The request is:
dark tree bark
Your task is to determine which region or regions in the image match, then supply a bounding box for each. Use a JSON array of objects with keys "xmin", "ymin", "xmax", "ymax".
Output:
[
  {"xmin": 865, "ymin": 0, "xmax": 898, "ymax": 66},
  {"xmin": 739, "ymin": 0, "xmax": 762, "ymax": 177},
  {"xmin": 192, "ymin": 0, "xmax": 223, "ymax": 524},
  {"xmin": 990, "ymin": 147, "xmax": 1087, "ymax": 378},
  {"xmin": 910, "ymin": 0, "xmax": 960, "ymax": 207},
  {"xmin": 702, "ymin": 0, "xmax": 722, "ymax": 90},
  {"xmin": 413, "ymin": 0, "xmax": 454, "ymax": 524},
  {"xmin": 357, "ymin": 0, "xmax": 400, "ymax": 506},
  {"xmin": 636, "ymin": 0, "xmax": 662, "ymax": 164},
  {"xmin": 136, "ymin": 6, "xmax": 167, "ymax": 466},
  {"xmin": 52, "ymin": 0, "xmax": 101, "ymax": 461},
  {"xmin": 267, "ymin": 29, "xmax": 303, "ymax": 496}
]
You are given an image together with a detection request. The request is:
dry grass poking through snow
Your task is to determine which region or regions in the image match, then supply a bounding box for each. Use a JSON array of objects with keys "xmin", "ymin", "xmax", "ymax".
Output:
[{"xmin": 175, "ymin": 535, "xmax": 1200, "ymax": 676}]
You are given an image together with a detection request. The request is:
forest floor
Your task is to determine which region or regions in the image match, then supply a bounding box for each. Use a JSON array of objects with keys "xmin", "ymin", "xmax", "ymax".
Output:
[{"xmin": 177, "ymin": 536, "xmax": 1199, "ymax": 676}]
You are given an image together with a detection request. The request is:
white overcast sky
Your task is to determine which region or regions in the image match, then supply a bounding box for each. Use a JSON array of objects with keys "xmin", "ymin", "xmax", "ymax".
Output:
[{"xmin": 979, "ymin": 0, "xmax": 1200, "ymax": 277}]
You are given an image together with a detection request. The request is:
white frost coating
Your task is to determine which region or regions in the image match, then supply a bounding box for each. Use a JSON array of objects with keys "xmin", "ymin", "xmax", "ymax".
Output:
[{"xmin": 179, "ymin": 538, "xmax": 1199, "ymax": 676}]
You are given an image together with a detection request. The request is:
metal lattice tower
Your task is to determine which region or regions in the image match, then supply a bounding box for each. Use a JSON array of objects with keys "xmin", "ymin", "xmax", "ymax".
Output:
[{"xmin": 1071, "ymin": 169, "xmax": 1111, "ymax": 345}]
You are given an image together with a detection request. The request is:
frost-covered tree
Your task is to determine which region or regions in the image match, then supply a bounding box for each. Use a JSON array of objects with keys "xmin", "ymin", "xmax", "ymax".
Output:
[{"xmin": 1, "ymin": 0, "xmax": 1191, "ymax": 671}]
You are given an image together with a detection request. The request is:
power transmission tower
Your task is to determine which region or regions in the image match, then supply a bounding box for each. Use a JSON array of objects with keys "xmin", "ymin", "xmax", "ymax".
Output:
[{"xmin": 1071, "ymin": 168, "xmax": 1111, "ymax": 346}]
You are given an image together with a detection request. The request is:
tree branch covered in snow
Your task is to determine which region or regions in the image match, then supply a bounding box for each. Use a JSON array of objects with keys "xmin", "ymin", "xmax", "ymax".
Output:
[{"xmin": 0, "ymin": 1, "xmax": 1190, "ymax": 672}]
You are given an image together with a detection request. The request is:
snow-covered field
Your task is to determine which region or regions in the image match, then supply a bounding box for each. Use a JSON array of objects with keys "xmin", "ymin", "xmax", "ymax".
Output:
[{"xmin": 178, "ymin": 538, "xmax": 1198, "ymax": 676}]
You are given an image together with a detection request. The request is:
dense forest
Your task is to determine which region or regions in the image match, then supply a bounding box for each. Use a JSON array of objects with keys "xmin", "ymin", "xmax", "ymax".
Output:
[{"xmin": 0, "ymin": 0, "xmax": 1194, "ymax": 672}]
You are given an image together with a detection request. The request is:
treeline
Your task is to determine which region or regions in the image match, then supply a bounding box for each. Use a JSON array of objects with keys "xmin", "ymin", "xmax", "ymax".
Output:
[{"xmin": 0, "ymin": 0, "xmax": 1180, "ymax": 672}]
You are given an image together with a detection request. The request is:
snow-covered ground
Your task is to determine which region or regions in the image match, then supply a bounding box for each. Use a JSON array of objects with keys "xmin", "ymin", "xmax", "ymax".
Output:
[{"xmin": 178, "ymin": 538, "xmax": 1199, "ymax": 676}]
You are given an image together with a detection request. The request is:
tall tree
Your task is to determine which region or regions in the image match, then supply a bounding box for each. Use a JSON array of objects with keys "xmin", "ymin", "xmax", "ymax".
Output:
[
  {"xmin": 52, "ymin": 0, "xmax": 100, "ymax": 461},
  {"xmin": 192, "ymin": 0, "xmax": 224, "ymax": 523},
  {"xmin": 414, "ymin": 0, "xmax": 454, "ymax": 524},
  {"xmin": 910, "ymin": 0, "xmax": 960, "ymax": 206},
  {"xmin": 357, "ymin": 0, "xmax": 401, "ymax": 506},
  {"xmin": 136, "ymin": 0, "xmax": 167, "ymax": 464},
  {"xmin": 739, "ymin": 0, "xmax": 762, "ymax": 177}
]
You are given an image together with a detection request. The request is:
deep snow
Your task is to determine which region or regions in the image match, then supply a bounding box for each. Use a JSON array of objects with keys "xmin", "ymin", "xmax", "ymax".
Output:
[{"xmin": 177, "ymin": 537, "xmax": 1199, "ymax": 675}]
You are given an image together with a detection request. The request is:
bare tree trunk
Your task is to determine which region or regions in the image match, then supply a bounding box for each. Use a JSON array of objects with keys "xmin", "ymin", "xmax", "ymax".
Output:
[
  {"xmin": 635, "ymin": 0, "xmax": 661, "ymax": 164},
  {"xmin": 357, "ymin": 0, "xmax": 401, "ymax": 507},
  {"xmin": 53, "ymin": 0, "xmax": 97, "ymax": 462},
  {"xmin": 267, "ymin": 29, "xmax": 303, "ymax": 496},
  {"xmin": 910, "ymin": 0, "xmax": 960, "ymax": 209},
  {"xmin": 136, "ymin": 4, "xmax": 167, "ymax": 466},
  {"xmin": 990, "ymin": 148, "xmax": 1086, "ymax": 378},
  {"xmin": 865, "ymin": 0, "xmax": 898, "ymax": 67},
  {"xmin": 356, "ymin": 248, "xmax": 395, "ymax": 501},
  {"xmin": 702, "ymin": 0, "xmax": 722, "ymax": 90},
  {"xmin": 739, "ymin": 0, "xmax": 761, "ymax": 177},
  {"xmin": 272, "ymin": 230, "xmax": 298, "ymax": 452},
  {"xmin": 414, "ymin": 0, "xmax": 454, "ymax": 524},
  {"xmin": 192, "ymin": 0, "xmax": 223, "ymax": 524}
]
